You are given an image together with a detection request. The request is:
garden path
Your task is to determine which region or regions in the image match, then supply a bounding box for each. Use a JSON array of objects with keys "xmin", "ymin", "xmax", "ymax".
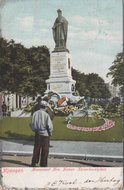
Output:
[{"xmin": 1, "ymin": 139, "xmax": 123, "ymax": 162}]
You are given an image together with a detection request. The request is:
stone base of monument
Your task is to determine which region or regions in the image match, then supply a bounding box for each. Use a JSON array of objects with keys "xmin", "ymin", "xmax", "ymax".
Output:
[
  {"xmin": 45, "ymin": 76, "xmax": 76, "ymax": 96},
  {"xmin": 52, "ymin": 47, "xmax": 69, "ymax": 53},
  {"xmin": 45, "ymin": 51, "xmax": 76, "ymax": 97}
]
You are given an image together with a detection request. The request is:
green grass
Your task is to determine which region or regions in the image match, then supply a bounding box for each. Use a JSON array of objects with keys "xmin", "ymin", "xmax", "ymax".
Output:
[
  {"xmin": 0, "ymin": 116, "xmax": 123, "ymax": 142},
  {"xmin": 0, "ymin": 117, "xmax": 33, "ymax": 139},
  {"xmin": 72, "ymin": 116, "xmax": 104, "ymax": 127}
]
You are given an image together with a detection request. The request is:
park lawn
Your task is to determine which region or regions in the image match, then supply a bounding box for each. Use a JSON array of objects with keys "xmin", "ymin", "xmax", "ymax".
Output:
[
  {"xmin": 0, "ymin": 117, "xmax": 33, "ymax": 139},
  {"xmin": 52, "ymin": 116, "xmax": 122, "ymax": 142},
  {"xmin": 0, "ymin": 116, "xmax": 122, "ymax": 142}
]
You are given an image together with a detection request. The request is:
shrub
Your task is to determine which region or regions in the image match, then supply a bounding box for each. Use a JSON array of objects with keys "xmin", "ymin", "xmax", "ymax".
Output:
[
  {"xmin": 54, "ymin": 106, "xmax": 78, "ymax": 116},
  {"xmin": 89, "ymin": 104, "xmax": 103, "ymax": 110}
]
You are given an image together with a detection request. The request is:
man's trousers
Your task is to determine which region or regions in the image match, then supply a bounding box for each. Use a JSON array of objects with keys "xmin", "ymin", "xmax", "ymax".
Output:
[{"xmin": 31, "ymin": 132, "xmax": 50, "ymax": 167}]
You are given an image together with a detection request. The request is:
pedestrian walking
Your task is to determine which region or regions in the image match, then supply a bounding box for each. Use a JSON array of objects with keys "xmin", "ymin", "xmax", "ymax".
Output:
[{"xmin": 31, "ymin": 101, "xmax": 53, "ymax": 167}]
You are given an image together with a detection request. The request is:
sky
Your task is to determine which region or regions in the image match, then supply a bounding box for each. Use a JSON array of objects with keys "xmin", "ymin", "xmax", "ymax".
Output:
[{"xmin": 1, "ymin": 0, "xmax": 123, "ymax": 83}]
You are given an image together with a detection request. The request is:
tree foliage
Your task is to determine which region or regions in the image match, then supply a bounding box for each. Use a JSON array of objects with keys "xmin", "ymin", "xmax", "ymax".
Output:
[
  {"xmin": 0, "ymin": 37, "xmax": 110, "ymax": 99},
  {"xmin": 19, "ymin": 45, "xmax": 50, "ymax": 96},
  {"xmin": 107, "ymin": 52, "xmax": 123, "ymax": 86},
  {"xmin": 0, "ymin": 38, "xmax": 50, "ymax": 96},
  {"xmin": 72, "ymin": 68, "xmax": 111, "ymax": 99}
]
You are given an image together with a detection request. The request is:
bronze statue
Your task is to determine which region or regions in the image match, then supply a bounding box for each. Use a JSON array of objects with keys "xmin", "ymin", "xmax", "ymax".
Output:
[{"xmin": 52, "ymin": 9, "xmax": 68, "ymax": 52}]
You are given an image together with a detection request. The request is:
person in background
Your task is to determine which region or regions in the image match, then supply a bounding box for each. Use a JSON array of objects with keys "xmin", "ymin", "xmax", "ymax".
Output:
[
  {"xmin": 2, "ymin": 101, "xmax": 7, "ymax": 117},
  {"xmin": 42, "ymin": 96, "xmax": 55, "ymax": 121},
  {"xmin": 31, "ymin": 101, "xmax": 53, "ymax": 167},
  {"xmin": 31, "ymin": 96, "xmax": 42, "ymax": 116}
]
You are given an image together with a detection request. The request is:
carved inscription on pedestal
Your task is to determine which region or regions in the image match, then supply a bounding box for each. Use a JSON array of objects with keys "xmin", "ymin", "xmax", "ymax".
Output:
[{"xmin": 51, "ymin": 53, "xmax": 66, "ymax": 75}]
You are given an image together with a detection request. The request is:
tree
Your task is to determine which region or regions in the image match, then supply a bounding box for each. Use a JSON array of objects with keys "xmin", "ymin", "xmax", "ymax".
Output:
[
  {"xmin": 72, "ymin": 68, "xmax": 86, "ymax": 96},
  {"xmin": 20, "ymin": 45, "xmax": 50, "ymax": 96},
  {"xmin": 0, "ymin": 38, "xmax": 12, "ymax": 92},
  {"xmin": 72, "ymin": 68, "xmax": 111, "ymax": 100},
  {"xmin": 0, "ymin": 38, "xmax": 30, "ymax": 93},
  {"xmin": 0, "ymin": 37, "xmax": 111, "ymax": 99},
  {"xmin": 85, "ymin": 73, "xmax": 111, "ymax": 100},
  {"xmin": 107, "ymin": 53, "xmax": 123, "ymax": 86},
  {"xmin": 0, "ymin": 38, "xmax": 50, "ymax": 96},
  {"xmin": 9, "ymin": 40, "xmax": 30, "ymax": 93}
]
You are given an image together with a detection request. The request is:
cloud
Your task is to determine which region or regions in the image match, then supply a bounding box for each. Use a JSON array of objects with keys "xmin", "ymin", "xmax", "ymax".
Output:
[
  {"xmin": 16, "ymin": 16, "xmax": 34, "ymax": 31},
  {"xmin": 16, "ymin": 17, "xmax": 51, "ymax": 34},
  {"xmin": 14, "ymin": 36, "xmax": 53, "ymax": 49},
  {"xmin": 68, "ymin": 15, "xmax": 122, "ymax": 43},
  {"xmin": 39, "ymin": 18, "xmax": 51, "ymax": 28},
  {"xmin": 38, "ymin": 19, "xmax": 52, "ymax": 34},
  {"xmin": 0, "ymin": 0, "xmax": 6, "ymax": 8},
  {"xmin": 40, "ymin": 28, "xmax": 49, "ymax": 33},
  {"xmin": 81, "ymin": 30, "xmax": 122, "ymax": 41},
  {"xmin": 68, "ymin": 27, "xmax": 122, "ymax": 43},
  {"xmin": 97, "ymin": 31, "xmax": 122, "ymax": 42},
  {"xmin": 70, "ymin": 15, "xmax": 109, "ymax": 27},
  {"xmin": 13, "ymin": 37, "xmax": 41, "ymax": 47},
  {"xmin": 71, "ymin": 51, "xmax": 114, "ymax": 82}
]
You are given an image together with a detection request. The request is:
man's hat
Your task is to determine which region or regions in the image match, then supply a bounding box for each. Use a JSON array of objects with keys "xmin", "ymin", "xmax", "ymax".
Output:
[
  {"xmin": 41, "ymin": 100, "xmax": 52, "ymax": 110},
  {"xmin": 36, "ymin": 96, "xmax": 42, "ymax": 102},
  {"xmin": 40, "ymin": 100, "xmax": 48, "ymax": 107},
  {"xmin": 57, "ymin": 9, "xmax": 62, "ymax": 13}
]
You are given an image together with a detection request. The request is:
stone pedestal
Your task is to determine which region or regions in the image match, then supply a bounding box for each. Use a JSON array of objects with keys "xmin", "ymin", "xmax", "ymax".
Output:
[{"xmin": 45, "ymin": 51, "xmax": 76, "ymax": 96}]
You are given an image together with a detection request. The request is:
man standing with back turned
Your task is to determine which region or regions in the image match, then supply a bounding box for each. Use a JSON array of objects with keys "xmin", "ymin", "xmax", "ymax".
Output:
[{"xmin": 31, "ymin": 101, "xmax": 53, "ymax": 167}]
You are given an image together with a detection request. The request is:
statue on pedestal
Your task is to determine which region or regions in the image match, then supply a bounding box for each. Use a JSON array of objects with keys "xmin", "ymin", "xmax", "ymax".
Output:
[{"xmin": 52, "ymin": 9, "xmax": 68, "ymax": 52}]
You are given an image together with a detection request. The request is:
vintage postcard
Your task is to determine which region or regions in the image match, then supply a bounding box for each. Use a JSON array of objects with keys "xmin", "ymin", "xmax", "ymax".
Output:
[{"xmin": 0, "ymin": 0, "xmax": 123, "ymax": 189}]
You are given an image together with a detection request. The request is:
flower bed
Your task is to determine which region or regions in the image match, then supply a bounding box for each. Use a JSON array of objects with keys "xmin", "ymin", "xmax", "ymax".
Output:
[
  {"xmin": 54, "ymin": 105, "xmax": 78, "ymax": 116},
  {"xmin": 67, "ymin": 118, "xmax": 115, "ymax": 132}
]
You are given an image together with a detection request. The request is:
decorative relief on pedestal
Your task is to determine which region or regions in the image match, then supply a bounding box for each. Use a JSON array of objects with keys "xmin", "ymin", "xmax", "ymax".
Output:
[{"xmin": 51, "ymin": 83, "xmax": 64, "ymax": 92}]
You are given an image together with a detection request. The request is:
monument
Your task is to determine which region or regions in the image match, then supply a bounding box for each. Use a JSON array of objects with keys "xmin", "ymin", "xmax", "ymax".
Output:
[{"xmin": 46, "ymin": 9, "xmax": 76, "ymax": 97}]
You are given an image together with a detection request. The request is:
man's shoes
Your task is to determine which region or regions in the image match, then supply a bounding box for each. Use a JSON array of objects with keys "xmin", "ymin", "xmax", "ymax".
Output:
[
  {"xmin": 31, "ymin": 163, "xmax": 36, "ymax": 167},
  {"xmin": 49, "ymin": 145, "xmax": 53, "ymax": 148}
]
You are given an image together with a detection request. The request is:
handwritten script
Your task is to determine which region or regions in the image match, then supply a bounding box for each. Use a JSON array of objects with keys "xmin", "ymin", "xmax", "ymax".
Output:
[
  {"xmin": 1, "ymin": 167, "xmax": 123, "ymax": 189},
  {"xmin": 45, "ymin": 177, "xmax": 120, "ymax": 188}
]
